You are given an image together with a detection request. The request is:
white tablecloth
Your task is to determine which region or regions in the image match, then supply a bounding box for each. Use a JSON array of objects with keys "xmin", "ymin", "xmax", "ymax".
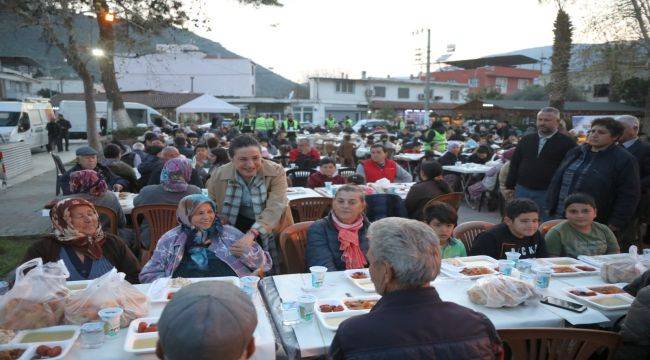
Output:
[
  {"xmin": 393, "ymin": 153, "xmax": 425, "ymax": 162},
  {"xmin": 116, "ymin": 192, "xmax": 138, "ymax": 215},
  {"xmin": 442, "ymin": 163, "xmax": 492, "ymax": 174},
  {"xmin": 64, "ymin": 282, "xmax": 276, "ymax": 360},
  {"xmin": 271, "ymin": 271, "xmax": 621, "ymax": 358},
  {"xmin": 287, "ymin": 187, "xmax": 325, "ymax": 201}
]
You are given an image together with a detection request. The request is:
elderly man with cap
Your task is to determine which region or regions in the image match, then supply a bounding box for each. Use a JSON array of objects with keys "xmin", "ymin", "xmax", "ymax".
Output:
[
  {"xmin": 60, "ymin": 146, "xmax": 129, "ymax": 195},
  {"xmin": 616, "ymin": 115, "xmax": 650, "ymax": 246},
  {"xmin": 156, "ymin": 281, "xmax": 257, "ymax": 360},
  {"xmin": 330, "ymin": 217, "xmax": 502, "ymax": 359}
]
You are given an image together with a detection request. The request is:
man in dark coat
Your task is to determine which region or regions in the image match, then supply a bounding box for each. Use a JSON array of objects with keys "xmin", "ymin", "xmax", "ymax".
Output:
[
  {"xmin": 56, "ymin": 114, "xmax": 72, "ymax": 151},
  {"xmin": 46, "ymin": 116, "xmax": 61, "ymax": 152},
  {"xmin": 505, "ymin": 107, "xmax": 576, "ymax": 220},
  {"xmin": 330, "ymin": 218, "xmax": 503, "ymax": 360},
  {"xmin": 617, "ymin": 115, "xmax": 650, "ymax": 245},
  {"xmin": 60, "ymin": 146, "xmax": 129, "ymax": 194}
]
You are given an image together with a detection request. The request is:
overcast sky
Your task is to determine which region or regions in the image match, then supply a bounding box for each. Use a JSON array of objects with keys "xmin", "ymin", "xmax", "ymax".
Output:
[{"xmin": 190, "ymin": 0, "xmax": 595, "ymax": 82}]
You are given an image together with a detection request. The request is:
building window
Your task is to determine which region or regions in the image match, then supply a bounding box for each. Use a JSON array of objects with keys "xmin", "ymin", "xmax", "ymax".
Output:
[
  {"xmin": 450, "ymin": 90, "xmax": 460, "ymax": 101},
  {"xmin": 468, "ymin": 78, "xmax": 479, "ymax": 88},
  {"xmin": 336, "ymin": 80, "xmax": 355, "ymax": 93},
  {"xmin": 593, "ymin": 84, "xmax": 610, "ymax": 98},
  {"xmin": 495, "ymin": 77, "xmax": 508, "ymax": 93},
  {"xmin": 373, "ymin": 86, "xmax": 386, "ymax": 97},
  {"xmin": 517, "ymin": 79, "xmax": 530, "ymax": 90},
  {"xmin": 398, "ymin": 87, "xmax": 410, "ymax": 99}
]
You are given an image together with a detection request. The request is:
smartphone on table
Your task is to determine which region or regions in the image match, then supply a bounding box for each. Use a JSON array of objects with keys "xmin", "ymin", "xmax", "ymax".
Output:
[{"xmin": 541, "ymin": 296, "xmax": 587, "ymax": 313}]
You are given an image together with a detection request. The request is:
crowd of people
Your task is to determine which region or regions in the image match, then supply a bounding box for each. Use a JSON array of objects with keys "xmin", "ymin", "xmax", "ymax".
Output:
[{"xmin": 10, "ymin": 107, "xmax": 650, "ymax": 359}]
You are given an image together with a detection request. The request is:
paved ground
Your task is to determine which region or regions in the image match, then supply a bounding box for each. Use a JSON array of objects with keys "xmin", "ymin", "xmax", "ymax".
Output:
[{"xmin": 0, "ymin": 142, "xmax": 84, "ymax": 236}]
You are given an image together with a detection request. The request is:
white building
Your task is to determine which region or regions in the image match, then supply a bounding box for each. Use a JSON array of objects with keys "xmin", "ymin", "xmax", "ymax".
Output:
[
  {"xmin": 0, "ymin": 56, "xmax": 39, "ymax": 100},
  {"xmin": 303, "ymin": 75, "xmax": 469, "ymax": 124},
  {"xmin": 32, "ymin": 77, "xmax": 104, "ymax": 96},
  {"xmin": 114, "ymin": 44, "xmax": 256, "ymax": 97}
]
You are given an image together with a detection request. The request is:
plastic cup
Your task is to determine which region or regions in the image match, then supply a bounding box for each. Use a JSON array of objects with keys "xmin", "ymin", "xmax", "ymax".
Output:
[
  {"xmin": 240, "ymin": 276, "xmax": 260, "ymax": 300},
  {"xmin": 309, "ymin": 266, "xmax": 327, "ymax": 288},
  {"xmin": 498, "ymin": 260, "xmax": 515, "ymax": 276},
  {"xmin": 505, "ymin": 251, "xmax": 521, "ymax": 266},
  {"xmin": 534, "ymin": 267, "xmax": 552, "ymax": 289},
  {"xmin": 80, "ymin": 322, "xmax": 105, "ymax": 349},
  {"xmin": 455, "ymin": 161, "xmax": 462, "ymax": 166},
  {"xmin": 297, "ymin": 294, "xmax": 317, "ymax": 322},
  {"xmin": 324, "ymin": 181, "xmax": 333, "ymax": 190},
  {"xmin": 280, "ymin": 301, "xmax": 301, "ymax": 326},
  {"xmin": 98, "ymin": 307, "xmax": 123, "ymax": 339}
]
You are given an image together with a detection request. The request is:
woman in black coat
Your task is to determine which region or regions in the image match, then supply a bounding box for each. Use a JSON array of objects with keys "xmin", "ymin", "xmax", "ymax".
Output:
[{"xmin": 405, "ymin": 161, "xmax": 451, "ymax": 220}]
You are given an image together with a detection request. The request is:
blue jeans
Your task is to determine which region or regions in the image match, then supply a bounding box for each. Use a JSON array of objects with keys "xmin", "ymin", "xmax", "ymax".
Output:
[{"xmin": 514, "ymin": 185, "xmax": 549, "ymax": 221}]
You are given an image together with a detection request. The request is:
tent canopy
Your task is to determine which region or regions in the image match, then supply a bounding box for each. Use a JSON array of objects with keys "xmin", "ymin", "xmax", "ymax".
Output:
[{"xmin": 175, "ymin": 94, "xmax": 240, "ymax": 120}]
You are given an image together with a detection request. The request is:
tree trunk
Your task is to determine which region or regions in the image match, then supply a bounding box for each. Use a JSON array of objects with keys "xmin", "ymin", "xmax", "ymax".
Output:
[
  {"xmin": 629, "ymin": 0, "xmax": 650, "ymax": 53},
  {"xmin": 95, "ymin": 1, "xmax": 132, "ymax": 129},
  {"xmin": 81, "ymin": 70, "xmax": 102, "ymax": 155},
  {"xmin": 548, "ymin": 9, "xmax": 573, "ymax": 111}
]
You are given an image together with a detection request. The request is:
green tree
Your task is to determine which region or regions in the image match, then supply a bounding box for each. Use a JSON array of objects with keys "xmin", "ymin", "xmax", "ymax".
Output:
[
  {"xmin": 616, "ymin": 77, "xmax": 650, "ymax": 107},
  {"xmin": 376, "ymin": 106, "xmax": 396, "ymax": 121},
  {"xmin": 547, "ymin": 6, "xmax": 573, "ymax": 110},
  {"xmin": 505, "ymin": 85, "xmax": 548, "ymax": 100},
  {"xmin": 465, "ymin": 88, "xmax": 503, "ymax": 101}
]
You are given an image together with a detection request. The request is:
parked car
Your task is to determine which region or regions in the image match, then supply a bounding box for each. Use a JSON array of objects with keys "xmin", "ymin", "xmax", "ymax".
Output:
[
  {"xmin": 0, "ymin": 98, "xmax": 53, "ymax": 150},
  {"xmin": 352, "ymin": 119, "xmax": 391, "ymax": 133}
]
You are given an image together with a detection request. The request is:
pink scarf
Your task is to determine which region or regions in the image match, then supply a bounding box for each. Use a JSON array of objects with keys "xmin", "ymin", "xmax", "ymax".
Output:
[{"xmin": 331, "ymin": 212, "xmax": 366, "ymax": 269}]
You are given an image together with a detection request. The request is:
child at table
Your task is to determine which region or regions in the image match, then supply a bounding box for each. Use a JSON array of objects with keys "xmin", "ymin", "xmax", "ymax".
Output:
[
  {"xmin": 471, "ymin": 198, "xmax": 548, "ymax": 259},
  {"xmin": 545, "ymin": 193, "xmax": 620, "ymax": 258},
  {"xmin": 423, "ymin": 202, "xmax": 467, "ymax": 259}
]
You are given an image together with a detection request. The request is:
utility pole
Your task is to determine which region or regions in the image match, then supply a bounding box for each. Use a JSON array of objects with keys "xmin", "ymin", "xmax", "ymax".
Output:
[
  {"xmin": 424, "ymin": 28, "xmax": 431, "ymax": 118},
  {"xmin": 190, "ymin": 76, "xmax": 195, "ymax": 93}
]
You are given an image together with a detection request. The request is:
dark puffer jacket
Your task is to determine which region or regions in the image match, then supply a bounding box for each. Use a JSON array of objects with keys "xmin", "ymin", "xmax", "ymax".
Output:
[
  {"xmin": 330, "ymin": 287, "xmax": 503, "ymax": 360},
  {"xmin": 547, "ymin": 143, "xmax": 640, "ymax": 228}
]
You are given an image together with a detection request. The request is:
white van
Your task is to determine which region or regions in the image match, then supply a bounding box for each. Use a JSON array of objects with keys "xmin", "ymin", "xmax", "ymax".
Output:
[
  {"xmin": 0, "ymin": 98, "xmax": 54, "ymax": 150},
  {"xmin": 58, "ymin": 100, "xmax": 178, "ymax": 138}
]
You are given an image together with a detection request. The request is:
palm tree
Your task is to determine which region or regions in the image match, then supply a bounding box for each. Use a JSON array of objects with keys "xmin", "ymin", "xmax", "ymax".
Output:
[{"xmin": 540, "ymin": 1, "xmax": 573, "ymax": 111}]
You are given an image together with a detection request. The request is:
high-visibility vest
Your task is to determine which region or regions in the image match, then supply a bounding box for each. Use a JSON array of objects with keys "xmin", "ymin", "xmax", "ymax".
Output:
[
  {"xmin": 345, "ymin": 118, "xmax": 353, "ymax": 127},
  {"xmin": 325, "ymin": 117, "xmax": 337, "ymax": 129},
  {"xmin": 240, "ymin": 117, "xmax": 253, "ymax": 131},
  {"xmin": 424, "ymin": 129, "xmax": 447, "ymax": 152},
  {"xmin": 283, "ymin": 120, "xmax": 299, "ymax": 132},
  {"xmin": 255, "ymin": 116, "xmax": 268, "ymax": 131},
  {"xmin": 266, "ymin": 117, "xmax": 276, "ymax": 131}
]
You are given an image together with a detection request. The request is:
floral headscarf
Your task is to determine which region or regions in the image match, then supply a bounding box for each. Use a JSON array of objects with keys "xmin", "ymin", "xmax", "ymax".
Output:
[
  {"xmin": 69, "ymin": 170, "xmax": 108, "ymax": 197},
  {"xmin": 160, "ymin": 158, "xmax": 192, "ymax": 192},
  {"xmin": 50, "ymin": 198, "xmax": 106, "ymax": 260},
  {"xmin": 176, "ymin": 194, "xmax": 224, "ymax": 270}
]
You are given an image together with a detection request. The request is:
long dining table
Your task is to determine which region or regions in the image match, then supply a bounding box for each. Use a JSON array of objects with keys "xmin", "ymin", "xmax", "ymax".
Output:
[{"xmin": 260, "ymin": 269, "xmax": 626, "ymax": 359}]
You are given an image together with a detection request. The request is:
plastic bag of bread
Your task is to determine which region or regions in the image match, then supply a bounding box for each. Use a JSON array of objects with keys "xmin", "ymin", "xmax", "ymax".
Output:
[
  {"xmin": 468, "ymin": 275, "xmax": 540, "ymax": 308},
  {"xmin": 64, "ymin": 268, "xmax": 149, "ymax": 327},
  {"xmin": 600, "ymin": 246, "xmax": 650, "ymax": 283},
  {"xmin": 0, "ymin": 258, "xmax": 70, "ymax": 330}
]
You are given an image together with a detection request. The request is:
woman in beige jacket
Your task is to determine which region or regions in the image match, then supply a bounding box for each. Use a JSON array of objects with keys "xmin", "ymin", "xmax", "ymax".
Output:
[{"xmin": 206, "ymin": 135, "xmax": 293, "ymax": 273}]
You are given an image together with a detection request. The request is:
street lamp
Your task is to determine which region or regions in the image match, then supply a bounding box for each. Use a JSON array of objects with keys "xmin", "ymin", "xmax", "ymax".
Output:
[
  {"xmin": 104, "ymin": 12, "xmax": 115, "ymax": 23},
  {"xmin": 91, "ymin": 48, "xmax": 105, "ymax": 57}
]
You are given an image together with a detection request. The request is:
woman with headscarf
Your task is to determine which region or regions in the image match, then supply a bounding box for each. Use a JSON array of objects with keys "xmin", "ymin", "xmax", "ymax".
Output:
[
  {"xmin": 65, "ymin": 169, "xmax": 128, "ymax": 235},
  {"xmin": 133, "ymin": 158, "xmax": 202, "ymax": 249},
  {"xmin": 404, "ymin": 161, "xmax": 451, "ymax": 220},
  {"xmin": 22, "ymin": 198, "xmax": 140, "ymax": 283},
  {"xmin": 139, "ymin": 194, "xmax": 271, "ymax": 283},
  {"xmin": 305, "ymin": 185, "xmax": 370, "ymax": 271}
]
